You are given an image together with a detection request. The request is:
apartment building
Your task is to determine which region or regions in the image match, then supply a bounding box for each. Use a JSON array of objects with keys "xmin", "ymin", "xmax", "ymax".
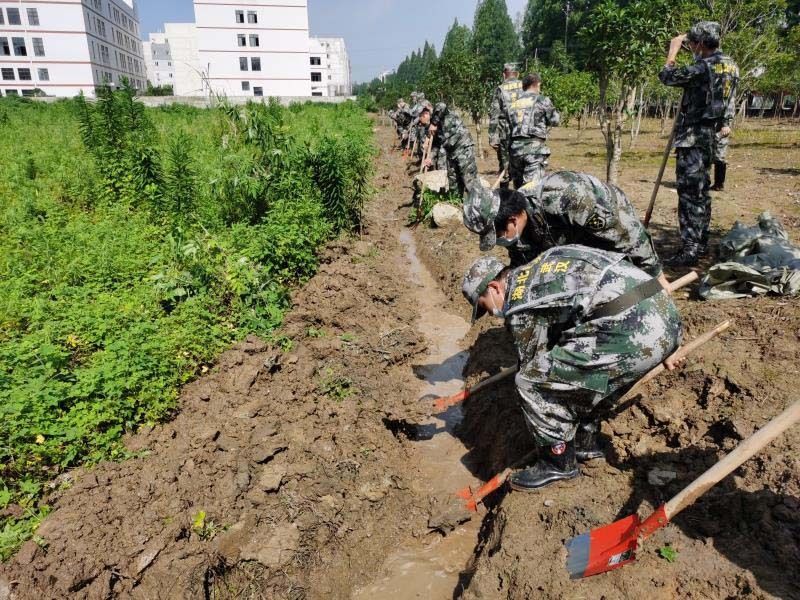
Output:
[
  {"xmin": 143, "ymin": 32, "xmax": 174, "ymax": 89},
  {"xmin": 0, "ymin": 0, "xmax": 145, "ymax": 98},
  {"xmin": 193, "ymin": 0, "xmax": 310, "ymax": 98},
  {"xmin": 309, "ymin": 37, "xmax": 351, "ymax": 97}
]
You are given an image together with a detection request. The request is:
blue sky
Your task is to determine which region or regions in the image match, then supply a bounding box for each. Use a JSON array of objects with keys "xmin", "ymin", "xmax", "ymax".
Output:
[{"xmin": 136, "ymin": 0, "xmax": 528, "ymax": 83}]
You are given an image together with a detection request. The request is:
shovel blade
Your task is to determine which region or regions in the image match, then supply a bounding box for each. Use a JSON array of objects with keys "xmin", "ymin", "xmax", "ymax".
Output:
[{"xmin": 565, "ymin": 514, "xmax": 641, "ymax": 579}]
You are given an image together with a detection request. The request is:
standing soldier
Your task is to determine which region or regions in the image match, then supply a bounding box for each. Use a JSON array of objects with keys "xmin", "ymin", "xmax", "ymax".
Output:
[
  {"xmin": 507, "ymin": 73, "xmax": 560, "ymax": 189},
  {"xmin": 489, "ymin": 63, "xmax": 523, "ymax": 186},
  {"xmin": 461, "ymin": 251, "xmax": 683, "ymax": 489},
  {"xmin": 659, "ymin": 21, "xmax": 739, "ymax": 266},
  {"xmin": 421, "ymin": 103, "xmax": 479, "ymax": 197}
]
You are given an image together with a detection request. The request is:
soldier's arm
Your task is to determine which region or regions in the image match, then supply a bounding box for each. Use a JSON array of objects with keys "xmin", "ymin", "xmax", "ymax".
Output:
[
  {"xmin": 488, "ymin": 88, "xmax": 502, "ymax": 144},
  {"xmin": 723, "ymin": 68, "xmax": 739, "ymax": 127},
  {"xmin": 545, "ymin": 98, "xmax": 561, "ymax": 128},
  {"xmin": 658, "ymin": 62, "xmax": 706, "ymax": 87}
]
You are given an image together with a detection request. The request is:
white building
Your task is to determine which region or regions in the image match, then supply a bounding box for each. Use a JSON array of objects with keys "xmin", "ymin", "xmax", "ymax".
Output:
[
  {"xmin": 143, "ymin": 33, "xmax": 174, "ymax": 89},
  {"xmin": 193, "ymin": 0, "xmax": 310, "ymax": 98},
  {"xmin": 0, "ymin": 0, "xmax": 145, "ymax": 98},
  {"xmin": 309, "ymin": 37, "xmax": 351, "ymax": 97}
]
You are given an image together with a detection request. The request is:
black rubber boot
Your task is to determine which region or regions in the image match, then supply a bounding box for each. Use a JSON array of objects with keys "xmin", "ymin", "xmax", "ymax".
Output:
[
  {"xmin": 575, "ymin": 421, "xmax": 605, "ymax": 462},
  {"xmin": 711, "ymin": 161, "xmax": 727, "ymax": 191},
  {"xmin": 509, "ymin": 441, "xmax": 580, "ymax": 492},
  {"xmin": 665, "ymin": 245, "xmax": 699, "ymax": 267}
]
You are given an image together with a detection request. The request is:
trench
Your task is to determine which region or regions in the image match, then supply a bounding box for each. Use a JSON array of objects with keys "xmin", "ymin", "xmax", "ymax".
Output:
[{"xmin": 352, "ymin": 229, "xmax": 482, "ymax": 599}]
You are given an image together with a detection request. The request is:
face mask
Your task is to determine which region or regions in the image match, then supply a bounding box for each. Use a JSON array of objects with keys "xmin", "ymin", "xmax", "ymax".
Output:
[
  {"xmin": 496, "ymin": 224, "xmax": 520, "ymax": 248},
  {"xmin": 489, "ymin": 290, "xmax": 505, "ymax": 318}
]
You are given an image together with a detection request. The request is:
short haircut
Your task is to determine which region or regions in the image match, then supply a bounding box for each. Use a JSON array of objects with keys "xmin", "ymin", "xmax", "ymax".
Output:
[
  {"xmin": 523, "ymin": 73, "xmax": 541, "ymax": 90},
  {"xmin": 494, "ymin": 188, "xmax": 528, "ymax": 231}
]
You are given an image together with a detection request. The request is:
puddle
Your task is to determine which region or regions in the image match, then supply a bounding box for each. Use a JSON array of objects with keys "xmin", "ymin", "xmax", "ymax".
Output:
[{"xmin": 352, "ymin": 230, "xmax": 479, "ymax": 599}]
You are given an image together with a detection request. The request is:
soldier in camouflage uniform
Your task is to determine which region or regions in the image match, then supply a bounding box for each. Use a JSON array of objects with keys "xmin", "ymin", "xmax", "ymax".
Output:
[
  {"xmin": 506, "ymin": 73, "xmax": 560, "ymax": 189},
  {"xmin": 659, "ymin": 21, "xmax": 739, "ymax": 266},
  {"xmin": 489, "ymin": 63, "xmax": 523, "ymax": 186},
  {"xmin": 463, "ymin": 172, "xmax": 665, "ymax": 280},
  {"xmin": 420, "ymin": 102, "xmax": 479, "ymax": 196},
  {"xmin": 393, "ymin": 98, "xmax": 410, "ymax": 141},
  {"xmin": 462, "ymin": 250, "xmax": 683, "ymax": 490}
]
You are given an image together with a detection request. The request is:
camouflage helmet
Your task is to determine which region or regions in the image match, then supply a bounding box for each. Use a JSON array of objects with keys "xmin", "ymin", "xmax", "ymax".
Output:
[
  {"xmin": 410, "ymin": 91, "xmax": 419, "ymax": 102},
  {"xmin": 462, "ymin": 256, "xmax": 506, "ymax": 323},
  {"xmin": 463, "ymin": 184, "xmax": 501, "ymax": 251},
  {"xmin": 430, "ymin": 102, "xmax": 449, "ymax": 127},
  {"xmin": 687, "ymin": 21, "xmax": 721, "ymax": 47},
  {"xmin": 419, "ymin": 100, "xmax": 433, "ymax": 114},
  {"xmin": 503, "ymin": 62, "xmax": 520, "ymax": 73},
  {"xmin": 418, "ymin": 92, "xmax": 426, "ymax": 100}
]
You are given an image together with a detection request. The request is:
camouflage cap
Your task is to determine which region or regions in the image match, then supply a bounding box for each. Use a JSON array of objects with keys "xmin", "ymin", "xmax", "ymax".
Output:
[
  {"xmin": 462, "ymin": 256, "xmax": 506, "ymax": 323},
  {"xmin": 503, "ymin": 62, "xmax": 520, "ymax": 73},
  {"xmin": 463, "ymin": 185, "xmax": 501, "ymax": 251},
  {"xmin": 687, "ymin": 21, "xmax": 721, "ymax": 46},
  {"xmin": 419, "ymin": 100, "xmax": 433, "ymax": 114},
  {"xmin": 418, "ymin": 92, "xmax": 426, "ymax": 100}
]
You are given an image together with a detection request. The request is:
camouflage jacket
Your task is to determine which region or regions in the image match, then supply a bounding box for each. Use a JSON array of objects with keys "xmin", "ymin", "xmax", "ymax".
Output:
[
  {"xmin": 507, "ymin": 91, "xmax": 560, "ymax": 140},
  {"xmin": 489, "ymin": 78, "xmax": 523, "ymax": 145},
  {"xmin": 503, "ymin": 245, "xmax": 682, "ymax": 394},
  {"xmin": 435, "ymin": 109, "xmax": 474, "ymax": 153},
  {"xmin": 514, "ymin": 172, "xmax": 662, "ymax": 277},
  {"xmin": 659, "ymin": 50, "xmax": 739, "ymax": 148}
]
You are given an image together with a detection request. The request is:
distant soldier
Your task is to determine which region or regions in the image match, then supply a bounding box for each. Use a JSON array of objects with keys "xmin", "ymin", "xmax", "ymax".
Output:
[
  {"xmin": 462, "ymin": 172, "xmax": 666, "ymax": 282},
  {"xmin": 421, "ymin": 102, "xmax": 479, "ymax": 196},
  {"xmin": 394, "ymin": 98, "xmax": 410, "ymax": 140},
  {"xmin": 461, "ymin": 250, "xmax": 682, "ymax": 490},
  {"xmin": 506, "ymin": 73, "xmax": 560, "ymax": 189},
  {"xmin": 489, "ymin": 63, "xmax": 523, "ymax": 186},
  {"xmin": 659, "ymin": 21, "xmax": 739, "ymax": 266}
]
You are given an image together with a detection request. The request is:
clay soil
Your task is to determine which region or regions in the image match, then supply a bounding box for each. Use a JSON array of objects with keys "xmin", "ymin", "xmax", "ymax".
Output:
[{"xmin": 1, "ymin": 119, "xmax": 799, "ymax": 600}]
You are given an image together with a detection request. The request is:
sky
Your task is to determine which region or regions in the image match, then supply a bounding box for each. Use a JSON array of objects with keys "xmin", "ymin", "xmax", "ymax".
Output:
[{"xmin": 136, "ymin": 0, "xmax": 528, "ymax": 83}]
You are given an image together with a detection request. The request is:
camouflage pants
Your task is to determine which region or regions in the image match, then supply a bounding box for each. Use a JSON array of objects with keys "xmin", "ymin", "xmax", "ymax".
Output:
[
  {"xmin": 446, "ymin": 143, "xmax": 479, "ymax": 197},
  {"xmin": 676, "ymin": 145, "xmax": 713, "ymax": 250},
  {"xmin": 509, "ymin": 139, "xmax": 550, "ymax": 189},
  {"xmin": 431, "ymin": 144, "xmax": 448, "ymax": 171},
  {"xmin": 713, "ymin": 131, "xmax": 730, "ymax": 164},
  {"xmin": 515, "ymin": 306, "xmax": 682, "ymax": 445}
]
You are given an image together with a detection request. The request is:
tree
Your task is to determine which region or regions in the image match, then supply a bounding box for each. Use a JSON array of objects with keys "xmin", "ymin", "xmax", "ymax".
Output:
[
  {"xmin": 520, "ymin": 0, "xmax": 596, "ymax": 68},
  {"xmin": 580, "ymin": 0, "xmax": 676, "ymax": 183}
]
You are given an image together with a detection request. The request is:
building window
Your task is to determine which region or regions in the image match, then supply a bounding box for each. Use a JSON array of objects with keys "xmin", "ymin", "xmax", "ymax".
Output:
[
  {"xmin": 312, "ymin": 92, "xmax": 323, "ymax": 97},
  {"xmin": 251, "ymin": 57, "xmax": 261, "ymax": 71},
  {"xmin": 12, "ymin": 37, "xmax": 27, "ymax": 57},
  {"xmin": 0, "ymin": 9, "xmax": 4, "ymax": 25},
  {"xmin": 18, "ymin": 68, "xmax": 32, "ymax": 81},
  {"xmin": 7, "ymin": 8, "xmax": 21, "ymax": 25},
  {"xmin": 311, "ymin": 72, "xmax": 322, "ymax": 82},
  {"xmin": 239, "ymin": 57, "xmax": 248, "ymax": 71},
  {"xmin": 27, "ymin": 8, "xmax": 40, "ymax": 26},
  {"xmin": 1, "ymin": 68, "xmax": 15, "ymax": 81},
  {"xmin": 310, "ymin": 57, "xmax": 321, "ymax": 66},
  {"xmin": 253, "ymin": 86, "xmax": 263, "ymax": 97},
  {"xmin": 237, "ymin": 34, "xmax": 246, "ymax": 47},
  {"xmin": 37, "ymin": 68, "xmax": 49, "ymax": 81},
  {"xmin": 0, "ymin": 38, "xmax": 9, "ymax": 56},
  {"xmin": 235, "ymin": 10, "xmax": 244, "ymax": 23},
  {"xmin": 247, "ymin": 11, "xmax": 257, "ymax": 24},
  {"xmin": 22, "ymin": 89, "xmax": 37, "ymax": 98},
  {"xmin": 33, "ymin": 38, "xmax": 45, "ymax": 57},
  {"xmin": 249, "ymin": 34, "xmax": 259, "ymax": 47},
  {"xmin": 241, "ymin": 81, "xmax": 250, "ymax": 92}
]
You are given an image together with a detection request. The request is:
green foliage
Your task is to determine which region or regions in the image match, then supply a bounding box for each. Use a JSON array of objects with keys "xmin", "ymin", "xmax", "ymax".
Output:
[
  {"xmin": 658, "ymin": 545, "xmax": 679, "ymax": 563},
  {"xmin": 0, "ymin": 94, "xmax": 374, "ymax": 560},
  {"xmin": 472, "ymin": 0, "xmax": 521, "ymax": 118},
  {"xmin": 408, "ymin": 189, "xmax": 462, "ymax": 226}
]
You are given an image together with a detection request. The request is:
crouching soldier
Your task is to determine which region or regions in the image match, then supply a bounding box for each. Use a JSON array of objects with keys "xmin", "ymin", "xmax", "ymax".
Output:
[
  {"xmin": 421, "ymin": 102, "xmax": 479, "ymax": 197},
  {"xmin": 461, "ymin": 250, "xmax": 683, "ymax": 490}
]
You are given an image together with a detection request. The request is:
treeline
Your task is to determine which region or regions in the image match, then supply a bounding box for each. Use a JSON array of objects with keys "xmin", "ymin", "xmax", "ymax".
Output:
[{"xmin": 356, "ymin": 0, "xmax": 800, "ymax": 182}]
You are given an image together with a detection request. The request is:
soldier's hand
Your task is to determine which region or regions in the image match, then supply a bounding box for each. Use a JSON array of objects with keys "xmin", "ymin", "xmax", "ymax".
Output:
[
  {"xmin": 428, "ymin": 124, "xmax": 438, "ymax": 135},
  {"xmin": 720, "ymin": 126, "xmax": 731, "ymax": 137},
  {"xmin": 424, "ymin": 158, "xmax": 433, "ymax": 168},
  {"xmin": 490, "ymin": 143, "xmax": 499, "ymax": 150},
  {"xmin": 664, "ymin": 354, "xmax": 687, "ymax": 371}
]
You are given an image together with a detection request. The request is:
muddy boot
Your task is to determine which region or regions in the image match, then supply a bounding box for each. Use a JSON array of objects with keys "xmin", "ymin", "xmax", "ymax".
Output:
[
  {"xmin": 665, "ymin": 245, "xmax": 699, "ymax": 267},
  {"xmin": 710, "ymin": 161, "xmax": 727, "ymax": 191},
  {"xmin": 509, "ymin": 441, "xmax": 580, "ymax": 492},
  {"xmin": 575, "ymin": 421, "xmax": 605, "ymax": 462}
]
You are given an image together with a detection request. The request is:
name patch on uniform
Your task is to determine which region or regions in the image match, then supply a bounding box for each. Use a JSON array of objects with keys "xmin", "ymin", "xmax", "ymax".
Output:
[
  {"xmin": 510, "ymin": 267, "xmax": 532, "ymax": 301},
  {"xmin": 539, "ymin": 260, "xmax": 570, "ymax": 275}
]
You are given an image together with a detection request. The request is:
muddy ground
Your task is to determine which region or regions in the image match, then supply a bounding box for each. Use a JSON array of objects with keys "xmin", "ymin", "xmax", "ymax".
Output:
[{"xmin": 1, "ymin": 119, "xmax": 799, "ymax": 600}]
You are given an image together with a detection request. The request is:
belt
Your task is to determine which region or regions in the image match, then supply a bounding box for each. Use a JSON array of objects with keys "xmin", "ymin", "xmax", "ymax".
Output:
[{"xmin": 590, "ymin": 277, "xmax": 664, "ymax": 320}]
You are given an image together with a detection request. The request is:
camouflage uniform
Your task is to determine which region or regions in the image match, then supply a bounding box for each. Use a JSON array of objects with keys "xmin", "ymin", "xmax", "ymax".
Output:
[
  {"xmin": 489, "ymin": 75, "xmax": 523, "ymax": 178},
  {"xmin": 462, "ymin": 248, "xmax": 682, "ymax": 445},
  {"xmin": 507, "ymin": 91, "xmax": 560, "ymax": 188},
  {"xmin": 659, "ymin": 22, "xmax": 739, "ymax": 256},
  {"xmin": 462, "ymin": 173, "xmax": 663, "ymax": 277},
  {"xmin": 431, "ymin": 103, "xmax": 479, "ymax": 196}
]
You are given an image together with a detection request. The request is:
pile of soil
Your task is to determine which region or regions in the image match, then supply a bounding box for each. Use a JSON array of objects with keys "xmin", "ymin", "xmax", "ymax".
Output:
[{"xmin": 413, "ymin": 122, "xmax": 800, "ymax": 599}]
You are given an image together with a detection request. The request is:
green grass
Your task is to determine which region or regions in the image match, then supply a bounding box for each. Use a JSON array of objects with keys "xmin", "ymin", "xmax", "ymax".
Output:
[{"xmin": 0, "ymin": 91, "xmax": 374, "ymax": 559}]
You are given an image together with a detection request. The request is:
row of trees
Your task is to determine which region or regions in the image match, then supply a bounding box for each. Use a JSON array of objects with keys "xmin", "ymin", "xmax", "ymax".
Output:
[{"xmin": 355, "ymin": 0, "xmax": 800, "ymax": 182}]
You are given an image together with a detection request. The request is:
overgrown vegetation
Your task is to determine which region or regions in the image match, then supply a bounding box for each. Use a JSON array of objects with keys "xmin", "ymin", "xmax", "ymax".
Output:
[{"xmin": 0, "ymin": 88, "xmax": 374, "ymax": 559}]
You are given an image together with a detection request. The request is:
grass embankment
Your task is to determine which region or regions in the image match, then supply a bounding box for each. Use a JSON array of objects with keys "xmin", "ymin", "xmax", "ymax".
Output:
[{"xmin": 0, "ymin": 90, "xmax": 374, "ymax": 558}]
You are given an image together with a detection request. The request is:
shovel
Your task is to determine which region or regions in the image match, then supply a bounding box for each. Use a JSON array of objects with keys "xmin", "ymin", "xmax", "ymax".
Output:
[
  {"xmin": 456, "ymin": 319, "xmax": 730, "ymax": 513},
  {"xmin": 433, "ymin": 271, "xmax": 700, "ymax": 414},
  {"xmin": 566, "ymin": 399, "xmax": 800, "ymax": 579}
]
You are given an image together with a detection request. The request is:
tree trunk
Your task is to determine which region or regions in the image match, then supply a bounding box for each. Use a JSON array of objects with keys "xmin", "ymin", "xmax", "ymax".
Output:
[
  {"xmin": 473, "ymin": 116, "xmax": 485, "ymax": 160},
  {"xmin": 630, "ymin": 84, "xmax": 646, "ymax": 149},
  {"xmin": 606, "ymin": 85, "xmax": 635, "ymax": 185}
]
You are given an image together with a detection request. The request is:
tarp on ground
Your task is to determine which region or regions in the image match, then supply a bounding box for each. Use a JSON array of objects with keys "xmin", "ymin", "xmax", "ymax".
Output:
[{"xmin": 699, "ymin": 212, "xmax": 800, "ymax": 300}]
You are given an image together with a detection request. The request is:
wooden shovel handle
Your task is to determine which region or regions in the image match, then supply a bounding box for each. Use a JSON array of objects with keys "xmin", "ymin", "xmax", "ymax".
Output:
[
  {"xmin": 492, "ymin": 169, "xmax": 507, "ymax": 190},
  {"xmin": 433, "ymin": 366, "xmax": 517, "ymax": 412},
  {"xmin": 665, "ymin": 400, "xmax": 800, "ymax": 521},
  {"xmin": 666, "ymin": 270, "xmax": 699, "ymax": 291}
]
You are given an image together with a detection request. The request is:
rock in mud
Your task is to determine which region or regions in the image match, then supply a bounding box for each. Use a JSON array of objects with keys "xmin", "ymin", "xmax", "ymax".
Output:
[
  {"xmin": 431, "ymin": 203, "xmax": 462, "ymax": 228},
  {"xmin": 648, "ymin": 468, "xmax": 678, "ymax": 486},
  {"xmin": 240, "ymin": 523, "xmax": 300, "ymax": 568},
  {"xmin": 258, "ymin": 464, "xmax": 287, "ymax": 492}
]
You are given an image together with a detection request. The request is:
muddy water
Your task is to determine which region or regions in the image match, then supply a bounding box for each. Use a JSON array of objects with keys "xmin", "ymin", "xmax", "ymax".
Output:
[{"xmin": 353, "ymin": 230, "xmax": 481, "ymax": 599}]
